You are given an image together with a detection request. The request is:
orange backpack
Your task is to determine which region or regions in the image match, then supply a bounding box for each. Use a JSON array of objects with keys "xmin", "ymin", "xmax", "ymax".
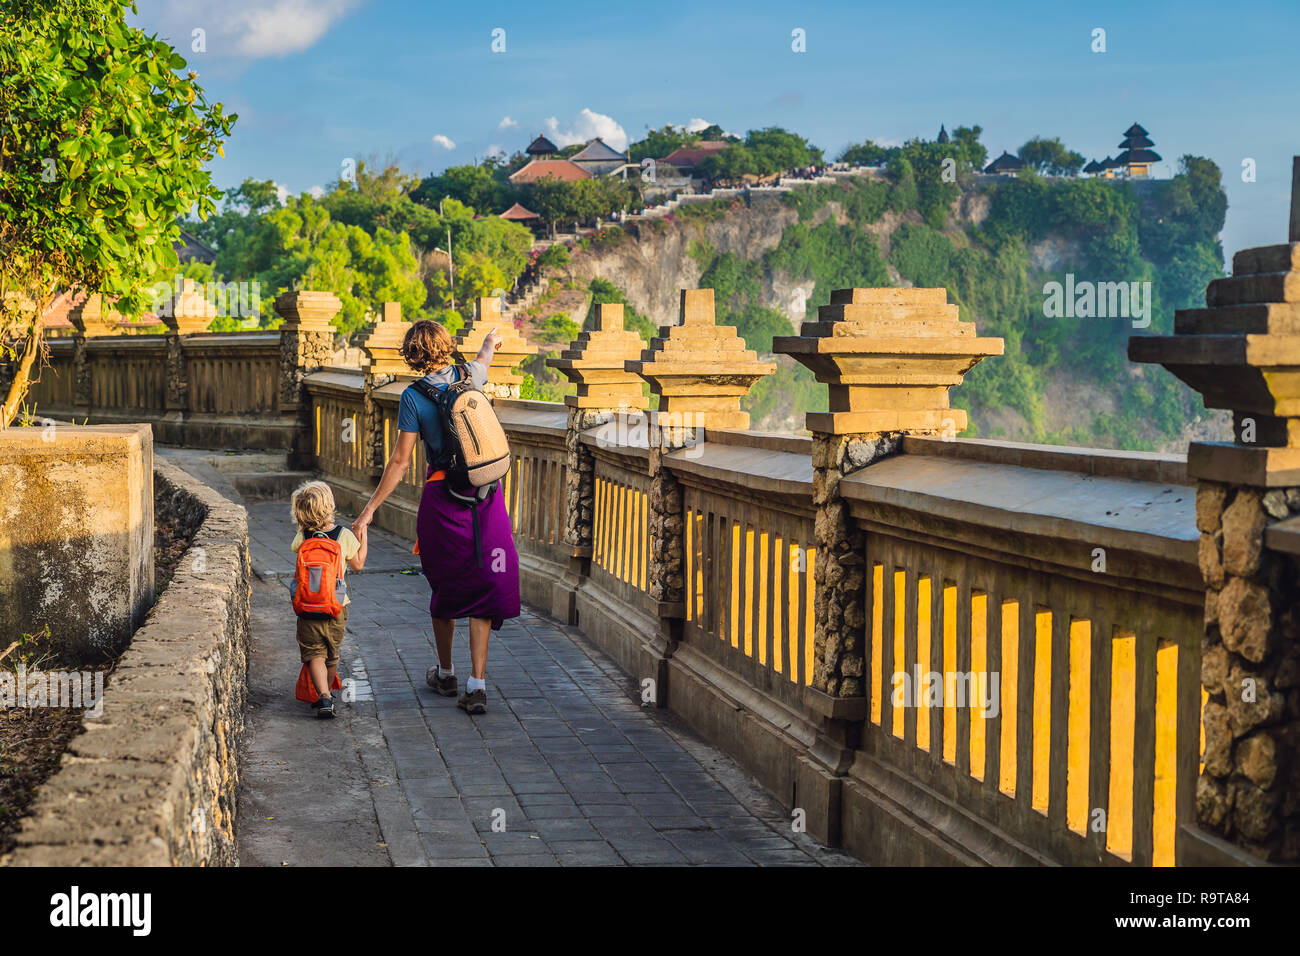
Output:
[{"xmin": 291, "ymin": 526, "xmax": 346, "ymax": 618}]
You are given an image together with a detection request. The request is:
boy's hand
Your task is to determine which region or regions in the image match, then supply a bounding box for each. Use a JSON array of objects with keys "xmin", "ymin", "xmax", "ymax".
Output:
[{"xmin": 352, "ymin": 509, "xmax": 372, "ymax": 539}]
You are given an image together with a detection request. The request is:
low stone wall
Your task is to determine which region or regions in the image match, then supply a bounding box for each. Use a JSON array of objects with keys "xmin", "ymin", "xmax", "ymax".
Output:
[
  {"xmin": 0, "ymin": 424, "xmax": 154, "ymax": 664},
  {"xmin": 2, "ymin": 460, "xmax": 251, "ymax": 866}
]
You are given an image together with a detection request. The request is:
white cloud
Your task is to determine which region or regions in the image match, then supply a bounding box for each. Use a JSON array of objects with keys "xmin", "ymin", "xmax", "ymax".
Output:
[
  {"xmin": 140, "ymin": 0, "xmax": 362, "ymax": 59},
  {"xmin": 686, "ymin": 117, "xmax": 713, "ymax": 133},
  {"xmin": 308, "ymin": 184, "xmax": 326, "ymax": 198},
  {"xmin": 432, "ymin": 135, "xmax": 456, "ymax": 151},
  {"xmin": 543, "ymin": 108, "xmax": 628, "ymax": 152},
  {"xmin": 274, "ymin": 182, "xmax": 290, "ymax": 205},
  {"xmin": 498, "ymin": 116, "xmax": 517, "ymax": 130},
  {"xmin": 230, "ymin": 0, "xmax": 361, "ymax": 57},
  {"xmin": 485, "ymin": 144, "xmax": 507, "ymax": 160}
]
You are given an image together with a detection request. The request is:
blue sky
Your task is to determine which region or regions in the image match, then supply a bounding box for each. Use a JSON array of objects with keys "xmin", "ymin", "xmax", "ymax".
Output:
[{"xmin": 131, "ymin": 0, "xmax": 1300, "ymax": 255}]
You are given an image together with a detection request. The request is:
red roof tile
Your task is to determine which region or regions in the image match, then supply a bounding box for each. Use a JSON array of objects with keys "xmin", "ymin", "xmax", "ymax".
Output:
[{"xmin": 508, "ymin": 159, "xmax": 591, "ymax": 183}]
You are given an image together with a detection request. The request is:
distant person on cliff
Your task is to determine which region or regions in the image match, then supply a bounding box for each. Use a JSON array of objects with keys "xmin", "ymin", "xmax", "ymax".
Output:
[{"xmin": 351, "ymin": 321, "xmax": 519, "ymax": 716}]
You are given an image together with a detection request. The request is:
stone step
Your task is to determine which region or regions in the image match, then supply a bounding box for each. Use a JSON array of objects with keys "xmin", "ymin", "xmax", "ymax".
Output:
[
  {"xmin": 1206, "ymin": 272, "xmax": 1300, "ymax": 306},
  {"xmin": 830, "ymin": 288, "xmax": 949, "ymax": 307},
  {"xmin": 1176, "ymin": 302, "xmax": 1300, "ymax": 335},
  {"xmin": 225, "ymin": 470, "xmax": 316, "ymax": 502},
  {"xmin": 1233, "ymin": 243, "xmax": 1300, "ymax": 276}
]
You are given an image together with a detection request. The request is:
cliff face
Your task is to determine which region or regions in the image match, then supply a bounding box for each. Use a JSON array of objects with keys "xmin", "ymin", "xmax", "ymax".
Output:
[
  {"xmin": 540, "ymin": 174, "xmax": 1228, "ymax": 452},
  {"xmin": 568, "ymin": 195, "xmax": 799, "ymax": 327}
]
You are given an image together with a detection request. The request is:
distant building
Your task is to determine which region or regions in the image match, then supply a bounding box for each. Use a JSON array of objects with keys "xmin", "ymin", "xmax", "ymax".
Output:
[
  {"xmin": 498, "ymin": 202, "xmax": 540, "ymax": 222},
  {"xmin": 508, "ymin": 159, "xmax": 591, "ymax": 184},
  {"xmin": 1114, "ymin": 123, "xmax": 1161, "ymax": 177},
  {"xmin": 498, "ymin": 201, "xmax": 542, "ymax": 237},
  {"xmin": 936, "ymin": 124, "xmax": 949, "ymax": 144},
  {"xmin": 983, "ymin": 151, "xmax": 1024, "ymax": 175},
  {"xmin": 526, "ymin": 135, "xmax": 559, "ymax": 158},
  {"xmin": 568, "ymin": 138, "xmax": 630, "ymax": 177},
  {"xmin": 659, "ymin": 141, "xmax": 730, "ymax": 175},
  {"xmin": 176, "ymin": 229, "xmax": 216, "ymax": 265}
]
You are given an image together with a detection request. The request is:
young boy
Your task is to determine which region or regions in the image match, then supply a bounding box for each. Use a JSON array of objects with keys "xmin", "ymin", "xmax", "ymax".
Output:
[{"xmin": 290, "ymin": 481, "xmax": 367, "ymax": 718}]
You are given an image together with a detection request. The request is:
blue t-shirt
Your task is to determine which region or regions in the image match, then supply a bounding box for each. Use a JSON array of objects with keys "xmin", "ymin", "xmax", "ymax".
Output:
[{"xmin": 397, "ymin": 361, "xmax": 488, "ymax": 468}]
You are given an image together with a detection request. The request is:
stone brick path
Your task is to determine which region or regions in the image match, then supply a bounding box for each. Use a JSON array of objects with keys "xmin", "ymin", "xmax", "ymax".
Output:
[{"xmin": 237, "ymin": 502, "xmax": 860, "ymax": 867}]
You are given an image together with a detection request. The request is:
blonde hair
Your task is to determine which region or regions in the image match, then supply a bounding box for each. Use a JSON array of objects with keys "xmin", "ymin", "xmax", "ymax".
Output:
[{"xmin": 291, "ymin": 480, "xmax": 336, "ymax": 532}]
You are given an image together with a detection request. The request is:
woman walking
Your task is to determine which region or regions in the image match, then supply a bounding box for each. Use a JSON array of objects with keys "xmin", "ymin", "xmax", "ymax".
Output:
[{"xmin": 352, "ymin": 321, "xmax": 520, "ymax": 715}]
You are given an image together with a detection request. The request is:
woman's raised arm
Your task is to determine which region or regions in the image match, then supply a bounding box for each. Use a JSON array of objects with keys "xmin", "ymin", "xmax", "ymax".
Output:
[
  {"xmin": 353, "ymin": 430, "xmax": 417, "ymax": 538},
  {"xmin": 475, "ymin": 328, "xmax": 503, "ymax": 368}
]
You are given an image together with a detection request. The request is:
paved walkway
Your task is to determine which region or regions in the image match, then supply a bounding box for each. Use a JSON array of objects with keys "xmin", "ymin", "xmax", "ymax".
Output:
[{"xmin": 235, "ymin": 500, "xmax": 859, "ymax": 867}]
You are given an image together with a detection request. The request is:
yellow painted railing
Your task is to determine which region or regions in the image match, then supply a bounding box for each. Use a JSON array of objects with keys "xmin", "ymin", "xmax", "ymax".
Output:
[
  {"xmin": 589, "ymin": 447, "xmax": 651, "ymax": 608},
  {"xmin": 856, "ymin": 493, "xmax": 1201, "ymax": 867},
  {"xmin": 683, "ymin": 488, "xmax": 816, "ymax": 696}
]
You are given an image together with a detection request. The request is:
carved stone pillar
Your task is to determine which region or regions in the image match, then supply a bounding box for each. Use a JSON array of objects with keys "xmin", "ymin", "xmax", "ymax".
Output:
[
  {"xmin": 775, "ymin": 286, "xmax": 1003, "ymax": 842},
  {"xmin": 548, "ymin": 302, "xmax": 649, "ymax": 558},
  {"xmin": 357, "ymin": 301, "xmax": 411, "ymax": 477},
  {"xmin": 1131, "ymin": 167, "xmax": 1300, "ymax": 861},
  {"xmin": 276, "ymin": 291, "xmax": 340, "ymax": 470},
  {"xmin": 68, "ymin": 294, "xmax": 122, "ymax": 417},
  {"xmin": 453, "ymin": 297, "xmax": 536, "ymax": 399},
  {"xmin": 626, "ymin": 288, "xmax": 773, "ymax": 431}
]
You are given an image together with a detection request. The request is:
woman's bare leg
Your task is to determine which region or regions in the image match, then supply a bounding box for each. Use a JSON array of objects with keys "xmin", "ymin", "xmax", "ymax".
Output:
[
  {"xmin": 468, "ymin": 617, "xmax": 491, "ymax": 680},
  {"xmin": 432, "ymin": 616, "xmax": 455, "ymax": 669}
]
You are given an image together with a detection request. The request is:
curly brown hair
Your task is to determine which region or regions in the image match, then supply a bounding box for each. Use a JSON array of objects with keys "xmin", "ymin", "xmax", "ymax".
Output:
[{"xmin": 400, "ymin": 320, "xmax": 455, "ymax": 373}]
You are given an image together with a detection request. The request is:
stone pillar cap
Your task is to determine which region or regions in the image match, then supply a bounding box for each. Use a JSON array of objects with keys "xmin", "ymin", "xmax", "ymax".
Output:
[
  {"xmin": 548, "ymin": 303, "xmax": 649, "ymax": 409},
  {"xmin": 453, "ymin": 297, "xmax": 537, "ymax": 395},
  {"xmin": 159, "ymin": 278, "xmax": 216, "ymax": 335},
  {"xmin": 275, "ymin": 290, "xmax": 342, "ymax": 331},
  {"xmin": 357, "ymin": 301, "xmax": 411, "ymax": 376},
  {"xmin": 68, "ymin": 294, "xmax": 122, "ymax": 337},
  {"xmin": 625, "ymin": 288, "xmax": 774, "ymax": 430},
  {"xmin": 1130, "ymin": 158, "xmax": 1300, "ymax": 483},
  {"xmin": 773, "ymin": 286, "xmax": 1003, "ymax": 435}
]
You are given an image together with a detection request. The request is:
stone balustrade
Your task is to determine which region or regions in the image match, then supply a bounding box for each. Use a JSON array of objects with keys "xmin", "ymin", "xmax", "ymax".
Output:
[{"xmin": 16, "ymin": 262, "xmax": 1299, "ymax": 865}]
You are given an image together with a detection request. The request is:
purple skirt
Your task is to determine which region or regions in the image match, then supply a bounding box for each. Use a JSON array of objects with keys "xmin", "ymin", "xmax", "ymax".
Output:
[{"xmin": 417, "ymin": 478, "xmax": 521, "ymax": 629}]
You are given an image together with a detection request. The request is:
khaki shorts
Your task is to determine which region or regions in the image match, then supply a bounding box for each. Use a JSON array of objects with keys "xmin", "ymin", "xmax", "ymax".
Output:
[{"xmin": 296, "ymin": 606, "xmax": 348, "ymax": 666}]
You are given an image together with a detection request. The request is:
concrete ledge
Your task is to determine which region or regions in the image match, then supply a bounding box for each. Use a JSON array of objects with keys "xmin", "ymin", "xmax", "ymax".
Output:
[
  {"xmin": 2, "ymin": 459, "xmax": 251, "ymax": 867},
  {"xmin": 841, "ymin": 751, "xmax": 1054, "ymax": 867},
  {"xmin": 572, "ymin": 580, "xmax": 664, "ymax": 687},
  {"xmin": 1178, "ymin": 824, "xmax": 1274, "ymax": 866},
  {"xmin": 664, "ymin": 642, "xmax": 820, "ymax": 816}
]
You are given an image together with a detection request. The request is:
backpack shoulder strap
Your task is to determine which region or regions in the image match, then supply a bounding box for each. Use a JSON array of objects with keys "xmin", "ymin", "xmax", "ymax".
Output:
[{"xmin": 409, "ymin": 378, "xmax": 440, "ymax": 403}]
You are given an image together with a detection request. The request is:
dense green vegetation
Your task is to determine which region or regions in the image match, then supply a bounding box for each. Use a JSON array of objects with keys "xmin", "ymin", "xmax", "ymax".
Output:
[
  {"xmin": 672, "ymin": 140, "xmax": 1226, "ymax": 448},
  {"xmin": 1, "ymin": 0, "xmax": 233, "ymax": 424},
  {"xmin": 178, "ymin": 116, "xmax": 1225, "ymax": 450},
  {"xmin": 186, "ymin": 163, "xmax": 534, "ymax": 336},
  {"xmin": 698, "ymin": 128, "xmax": 823, "ymax": 180}
]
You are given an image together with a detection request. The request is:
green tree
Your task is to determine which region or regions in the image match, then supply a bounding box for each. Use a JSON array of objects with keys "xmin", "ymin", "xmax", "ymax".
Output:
[
  {"xmin": 1018, "ymin": 137, "xmax": 1085, "ymax": 176},
  {"xmin": 627, "ymin": 123, "xmax": 735, "ymax": 162},
  {"xmin": 951, "ymin": 125, "xmax": 987, "ymax": 171},
  {"xmin": 0, "ymin": 0, "xmax": 234, "ymax": 425},
  {"xmin": 839, "ymin": 140, "xmax": 890, "ymax": 166},
  {"xmin": 699, "ymin": 127, "xmax": 822, "ymax": 179},
  {"xmin": 411, "ymin": 162, "xmax": 509, "ymax": 215}
]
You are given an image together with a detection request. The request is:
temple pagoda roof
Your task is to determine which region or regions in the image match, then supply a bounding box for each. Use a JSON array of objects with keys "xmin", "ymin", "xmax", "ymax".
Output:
[
  {"xmin": 983, "ymin": 151, "xmax": 1024, "ymax": 173},
  {"xmin": 1116, "ymin": 148, "xmax": 1162, "ymax": 165},
  {"xmin": 526, "ymin": 135, "xmax": 559, "ymax": 156}
]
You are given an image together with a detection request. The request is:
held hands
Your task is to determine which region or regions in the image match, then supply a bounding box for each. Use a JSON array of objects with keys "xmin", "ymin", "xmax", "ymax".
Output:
[{"xmin": 352, "ymin": 509, "xmax": 373, "ymax": 539}]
